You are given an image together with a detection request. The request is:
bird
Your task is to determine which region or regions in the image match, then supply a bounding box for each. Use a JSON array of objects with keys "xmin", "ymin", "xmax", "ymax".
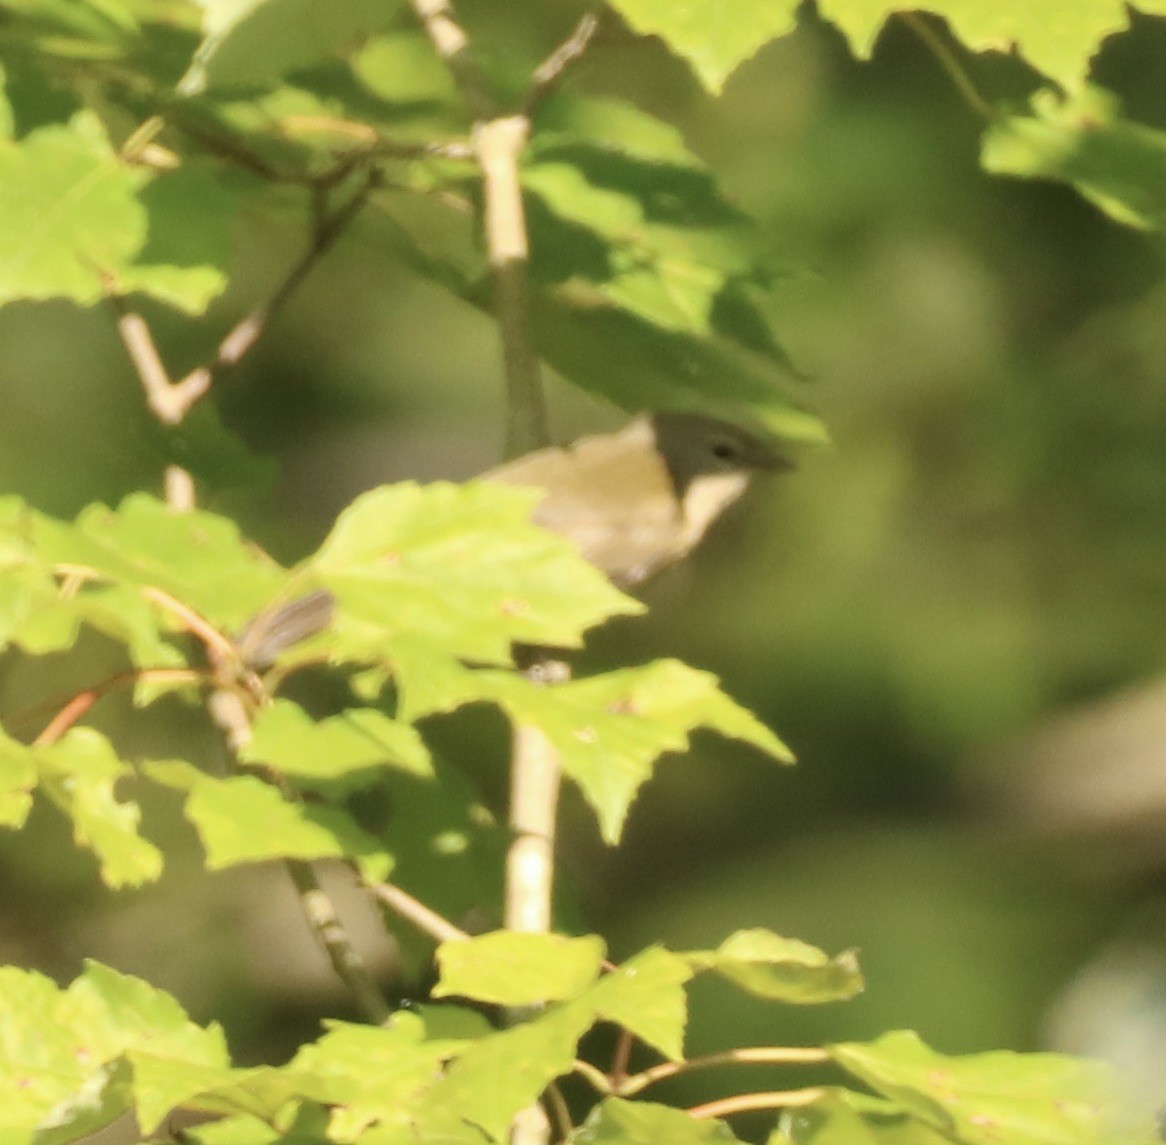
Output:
[{"xmin": 238, "ymin": 411, "xmax": 791, "ymax": 666}]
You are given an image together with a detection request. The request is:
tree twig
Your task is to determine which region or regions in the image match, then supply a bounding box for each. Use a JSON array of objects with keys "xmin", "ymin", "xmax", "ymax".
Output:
[
  {"xmin": 524, "ymin": 13, "xmax": 600, "ymax": 116},
  {"xmin": 367, "ymin": 879, "xmax": 470, "ymax": 945},
  {"xmin": 616, "ymin": 1046, "xmax": 832, "ymax": 1097},
  {"xmin": 571, "ymin": 1059, "xmax": 613, "ymax": 1094},
  {"xmin": 609, "ymin": 1027, "xmax": 634, "ymax": 1087},
  {"xmin": 217, "ymin": 168, "xmax": 380, "ymax": 368},
  {"xmin": 475, "ymin": 114, "xmax": 550, "ymax": 458},
  {"xmin": 4, "ymin": 665, "xmax": 197, "ymax": 727},
  {"xmin": 407, "ymin": 0, "xmax": 495, "ymax": 120},
  {"xmin": 544, "ymin": 1083, "xmax": 573, "ymax": 1142},
  {"xmin": 108, "ymin": 167, "xmax": 378, "ymax": 433},
  {"xmin": 687, "ymin": 1088, "xmax": 826, "ymax": 1120},
  {"xmin": 287, "ymin": 859, "xmax": 392, "ymax": 1024}
]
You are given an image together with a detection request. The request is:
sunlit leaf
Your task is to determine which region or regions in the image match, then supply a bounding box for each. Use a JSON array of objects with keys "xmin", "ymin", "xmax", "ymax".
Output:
[
  {"xmin": 289, "ymin": 1011, "xmax": 482, "ymax": 1137},
  {"xmin": 602, "ymin": 0, "xmax": 799, "ymax": 93},
  {"xmin": 816, "ymin": 0, "xmax": 1163, "ymax": 94},
  {"xmin": 474, "ymin": 659, "xmax": 792, "ymax": 843},
  {"xmin": 0, "ymin": 111, "xmax": 146, "ymax": 306},
  {"xmin": 308, "ymin": 481, "xmax": 641, "ymax": 666},
  {"xmin": 575, "ymin": 1097, "xmax": 744, "ymax": 1143},
  {"xmin": 433, "ymin": 932, "xmax": 605, "ymax": 1006},
  {"xmin": 584, "ymin": 946, "xmax": 692, "ymax": 1061},
  {"xmin": 36, "ymin": 493, "xmax": 288, "ymax": 629},
  {"xmin": 687, "ymin": 929, "xmax": 863, "ymax": 1004},
  {"xmin": 775, "ymin": 1089, "xmax": 953, "ymax": 1143},
  {"xmin": 242, "ymin": 699, "xmax": 432, "ymax": 789},
  {"xmin": 182, "ymin": 0, "xmax": 401, "ymax": 92},
  {"xmin": 0, "ymin": 111, "xmax": 232, "ymax": 312},
  {"xmin": 146, "ymin": 760, "xmax": 390, "ymax": 878},
  {"xmin": 982, "ymin": 86, "xmax": 1166, "ymax": 232},
  {"xmin": 34, "ymin": 728, "xmax": 164, "ymax": 887},
  {"xmin": 0, "ymin": 962, "xmax": 228, "ymax": 1138},
  {"xmin": 412, "ymin": 1001, "xmax": 594, "ymax": 1142},
  {"xmin": 829, "ymin": 1030, "xmax": 1161, "ymax": 1145}
]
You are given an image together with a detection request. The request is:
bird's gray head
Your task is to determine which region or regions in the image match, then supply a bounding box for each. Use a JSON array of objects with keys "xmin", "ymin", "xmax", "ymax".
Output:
[{"xmin": 649, "ymin": 411, "xmax": 793, "ymax": 492}]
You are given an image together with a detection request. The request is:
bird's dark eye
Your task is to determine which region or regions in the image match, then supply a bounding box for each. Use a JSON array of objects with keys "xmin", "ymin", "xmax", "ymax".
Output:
[{"xmin": 710, "ymin": 439, "xmax": 738, "ymax": 461}]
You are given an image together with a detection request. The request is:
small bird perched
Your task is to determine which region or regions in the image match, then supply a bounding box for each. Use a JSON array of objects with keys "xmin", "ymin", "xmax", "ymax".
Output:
[
  {"xmin": 240, "ymin": 411, "xmax": 790, "ymax": 665},
  {"xmin": 488, "ymin": 411, "xmax": 789, "ymax": 588}
]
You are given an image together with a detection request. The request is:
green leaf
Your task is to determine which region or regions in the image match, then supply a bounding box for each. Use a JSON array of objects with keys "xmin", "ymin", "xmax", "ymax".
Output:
[
  {"xmin": 574, "ymin": 1097, "xmax": 744, "ymax": 1143},
  {"xmin": 289, "ymin": 1011, "xmax": 483, "ymax": 1138},
  {"xmin": 242, "ymin": 700, "xmax": 432, "ymax": 789},
  {"xmin": 777, "ymin": 1090, "xmax": 953, "ymax": 1143},
  {"xmin": 412, "ymin": 1002, "xmax": 595, "ymax": 1142},
  {"xmin": 64, "ymin": 961, "xmax": 229, "ymax": 1065},
  {"xmin": 0, "ymin": 725, "xmax": 36, "ymax": 827},
  {"xmin": 607, "ymin": 0, "xmax": 1163, "ymax": 97},
  {"xmin": 113, "ymin": 164, "xmax": 237, "ymax": 314},
  {"xmin": 829, "ymin": 1030, "xmax": 1161, "ymax": 1145},
  {"xmin": 0, "ymin": 111, "xmax": 146, "ymax": 306},
  {"xmin": 351, "ymin": 27, "xmax": 466, "ymax": 138},
  {"xmin": 307, "ymin": 481, "xmax": 642, "ymax": 666},
  {"xmin": 0, "ymin": 0, "xmax": 141, "ymax": 63},
  {"xmin": 519, "ymin": 96, "xmax": 823, "ymax": 446},
  {"xmin": 816, "ymin": 1, "xmax": 1157, "ymax": 95},
  {"xmin": 368, "ymin": 762, "xmax": 506, "ymax": 968},
  {"xmin": 71, "ymin": 584, "xmax": 189, "ymax": 670},
  {"xmin": 982, "ymin": 86, "xmax": 1166, "ymax": 232},
  {"xmin": 0, "ymin": 497, "xmax": 88, "ymax": 655},
  {"xmin": 37, "ymin": 493, "xmax": 288, "ymax": 630},
  {"xmin": 146, "ymin": 761, "xmax": 390, "ymax": 878},
  {"xmin": 528, "ymin": 288, "xmax": 827, "ymax": 447},
  {"xmin": 179, "ymin": 1114, "xmax": 285, "ymax": 1145},
  {"xmin": 687, "ymin": 929, "xmax": 864, "ymax": 1004},
  {"xmin": 65, "ymin": 962, "xmax": 231, "ymax": 1132},
  {"xmin": 35, "ymin": 728, "xmax": 164, "ymax": 887},
  {"xmin": 477, "ymin": 659, "xmax": 792, "ymax": 844},
  {"xmin": 0, "ymin": 962, "xmax": 228, "ymax": 1138},
  {"xmin": 583, "ymin": 946, "xmax": 692, "ymax": 1061},
  {"xmin": 0, "ymin": 966, "xmax": 99, "ymax": 1132},
  {"xmin": 0, "ymin": 111, "xmax": 231, "ymax": 312},
  {"xmin": 433, "ymin": 932, "xmax": 605, "ymax": 1007},
  {"xmin": 182, "ymin": 0, "xmax": 401, "ymax": 93},
  {"xmin": 532, "ymin": 95, "xmax": 706, "ymax": 170},
  {"xmin": 602, "ymin": 0, "xmax": 799, "ymax": 94}
]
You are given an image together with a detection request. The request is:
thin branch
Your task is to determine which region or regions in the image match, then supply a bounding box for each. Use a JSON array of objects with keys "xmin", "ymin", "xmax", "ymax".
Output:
[
  {"xmin": 503, "ymin": 722, "xmax": 562, "ymax": 933},
  {"xmin": 100, "ymin": 125, "xmax": 392, "ymax": 1027},
  {"xmin": 110, "ymin": 304, "xmax": 212, "ymax": 426},
  {"xmin": 164, "ymin": 466, "xmax": 196, "ymax": 511},
  {"xmin": 900, "ymin": 11, "xmax": 993, "ymax": 122},
  {"xmin": 367, "ymin": 879, "xmax": 470, "ymax": 945},
  {"xmin": 286, "ymin": 860, "xmax": 391, "ymax": 1024},
  {"xmin": 276, "ymin": 116, "xmax": 475, "ymax": 162},
  {"xmin": 109, "ymin": 168, "xmax": 378, "ymax": 439},
  {"xmin": 524, "ymin": 13, "xmax": 600, "ymax": 115},
  {"xmin": 617, "ymin": 1046, "xmax": 832, "ymax": 1097},
  {"xmin": 408, "ymin": 0, "xmax": 495, "ymax": 121},
  {"xmin": 217, "ymin": 168, "xmax": 380, "ymax": 368},
  {"xmin": 687, "ymin": 1088, "xmax": 826, "ymax": 1120},
  {"xmin": 475, "ymin": 114, "xmax": 549, "ymax": 458},
  {"xmin": 571, "ymin": 1059, "xmax": 613, "ymax": 1095},
  {"xmin": 5, "ymin": 667, "xmax": 201, "ymax": 740},
  {"xmin": 202, "ymin": 685, "xmax": 389, "ymax": 1020},
  {"xmin": 609, "ymin": 1027, "xmax": 634, "ymax": 1088},
  {"xmin": 32, "ymin": 690, "xmax": 100, "ymax": 748},
  {"xmin": 544, "ymin": 1083, "xmax": 573, "ymax": 1143},
  {"xmin": 136, "ymin": 585, "xmax": 243, "ymax": 671}
]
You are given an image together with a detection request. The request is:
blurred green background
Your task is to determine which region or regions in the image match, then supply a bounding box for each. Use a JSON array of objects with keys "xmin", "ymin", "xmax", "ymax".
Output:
[{"xmin": 2, "ymin": 4, "xmax": 1166, "ymax": 1119}]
